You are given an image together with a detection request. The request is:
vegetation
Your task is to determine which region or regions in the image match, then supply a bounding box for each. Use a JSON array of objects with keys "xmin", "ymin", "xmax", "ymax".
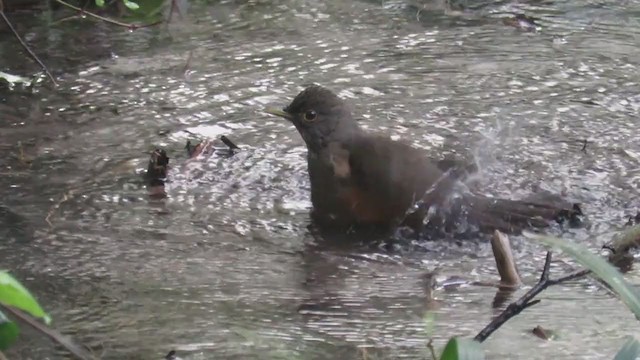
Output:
[
  {"xmin": 0, "ymin": 271, "xmax": 95, "ymax": 359},
  {"xmin": 0, "ymin": 271, "xmax": 50, "ymax": 351},
  {"xmin": 0, "ymin": 0, "xmax": 171, "ymax": 86},
  {"xmin": 430, "ymin": 227, "xmax": 640, "ymax": 359}
]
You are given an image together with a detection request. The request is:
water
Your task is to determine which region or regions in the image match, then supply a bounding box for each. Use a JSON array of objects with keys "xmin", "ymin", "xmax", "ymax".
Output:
[{"xmin": 1, "ymin": 0, "xmax": 640, "ymax": 358}]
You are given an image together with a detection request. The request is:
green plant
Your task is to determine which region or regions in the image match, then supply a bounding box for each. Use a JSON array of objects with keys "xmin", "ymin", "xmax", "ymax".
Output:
[
  {"xmin": 531, "ymin": 233, "xmax": 640, "ymax": 359},
  {"xmin": 95, "ymin": 0, "xmax": 139, "ymax": 10},
  {"xmin": 0, "ymin": 271, "xmax": 51, "ymax": 350},
  {"xmin": 533, "ymin": 234, "xmax": 640, "ymax": 318},
  {"xmin": 614, "ymin": 337, "xmax": 640, "ymax": 360},
  {"xmin": 439, "ymin": 338, "xmax": 484, "ymax": 360}
]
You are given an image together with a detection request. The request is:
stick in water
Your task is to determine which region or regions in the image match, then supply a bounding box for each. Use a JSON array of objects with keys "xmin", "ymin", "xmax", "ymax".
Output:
[
  {"xmin": 0, "ymin": 303, "xmax": 96, "ymax": 360},
  {"xmin": 491, "ymin": 230, "xmax": 522, "ymax": 286},
  {"xmin": 220, "ymin": 135, "xmax": 240, "ymax": 151}
]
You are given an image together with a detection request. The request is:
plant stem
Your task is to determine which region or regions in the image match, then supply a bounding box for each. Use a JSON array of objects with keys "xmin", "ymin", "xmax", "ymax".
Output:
[{"xmin": 0, "ymin": 3, "xmax": 58, "ymax": 86}]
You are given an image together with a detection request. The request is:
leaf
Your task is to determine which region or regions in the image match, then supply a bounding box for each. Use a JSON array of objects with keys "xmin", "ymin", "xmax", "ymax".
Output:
[
  {"xmin": 0, "ymin": 271, "xmax": 51, "ymax": 324},
  {"xmin": 614, "ymin": 337, "xmax": 640, "ymax": 360},
  {"xmin": 440, "ymin": 337, "xmax": 485, "ymax": 360},
  {"xmin": 95, "ymin": 0, "xmax": 105, "ymax": 7},
  {"xmin": 122, "ymin": 0, "xmax": 140, "ymax": 10},
  {"xmin": 0, "ymin": 309, "xmax": 19, "ymax": 350},
  {"xmin": 528, "ymin": 234, "xmax": 640, "ymax": 319}
]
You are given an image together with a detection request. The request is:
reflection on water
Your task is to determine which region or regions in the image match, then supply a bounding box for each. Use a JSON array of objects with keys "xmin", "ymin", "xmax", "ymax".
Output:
[{"xmin": 1, "ymin": 0, "xmax": 640, "ymax": 359}]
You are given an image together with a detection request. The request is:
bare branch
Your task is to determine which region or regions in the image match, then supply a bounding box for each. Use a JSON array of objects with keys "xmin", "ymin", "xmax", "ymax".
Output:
[
  {"xmin": 0, "ymin": 303, "xmax": 96, "ymax": 360},
  {"xmin": 0, "ymin": 9, "xmax": 57, "ymax": 86},
  {"xmin": 474, "ymin": 251, "xmax": 590, "ymax": 343}
]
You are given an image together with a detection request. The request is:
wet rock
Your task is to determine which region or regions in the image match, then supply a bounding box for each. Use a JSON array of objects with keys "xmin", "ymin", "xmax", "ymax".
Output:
[
  {"xmin": 145, "ymin": 148, "xmax": 169, "ymax": 199},
  {"xmin": 532, "ymin": 325, "xmax": 557, "ymax": 340},
  {"xmin": 503, "ymin": 14, "xmax": 539, "ymax": 32}
]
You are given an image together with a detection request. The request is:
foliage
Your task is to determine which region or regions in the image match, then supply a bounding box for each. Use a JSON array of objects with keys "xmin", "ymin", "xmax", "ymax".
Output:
[
  {"xmin": 95, "ymin": 0, "xmax": 139, "ymax": 10},
  {"xmin": 614, "ymin": 337, "xmax": 640, "ymax": 360},
  {"xmin": 439, "ymin": 338, "xmax": 485, "ymax": 360},
  {"xmin": 93, "ymin": 0, "xmax": 167, "ymax": 21},
  {"xmin": 433, "ymin": 232, "xmax": 640, "ymax": 359},
  {"xmin": 532, "ymin": 234, "xmax": 640, "ymax": 318},
  {"xmin": 0, "ymin": 271, "xmax": 50, "ymax": 350},
  {"xmin": 530, "ymin": 233, "xmax": 640, "ymax": 359},
  {"xmin": 0, "ymin": 310, "xmax": 19, "ymax": 350},
  {"xmin": 0, "ymin": 271, "xmax": 50, "ymax": 324}
]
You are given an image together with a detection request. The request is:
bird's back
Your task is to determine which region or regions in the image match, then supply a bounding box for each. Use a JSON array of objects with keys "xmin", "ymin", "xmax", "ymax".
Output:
[{"xmin": 307, "ymin": 132, "xmax": 455, "ymax": 231}]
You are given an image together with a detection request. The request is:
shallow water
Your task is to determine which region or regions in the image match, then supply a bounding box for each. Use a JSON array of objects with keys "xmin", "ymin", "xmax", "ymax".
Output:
[{"xmin": 1, "ymin": 0, "xmax": 640, "ymax": 359}]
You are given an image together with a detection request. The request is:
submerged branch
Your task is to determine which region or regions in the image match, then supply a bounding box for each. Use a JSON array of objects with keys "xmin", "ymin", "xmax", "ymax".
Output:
[
  {"xmin": 220, "ymin": 135, "xmax": 240, "ymax": 151},
  {"xmin": 474, "ymin": 251, "xmax": 590, "ymax": 343}
]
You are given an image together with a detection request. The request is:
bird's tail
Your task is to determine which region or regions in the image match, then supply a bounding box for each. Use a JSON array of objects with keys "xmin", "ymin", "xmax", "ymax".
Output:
[
  {"xmin": 460, "ymin": 193, "xmax": 583, "ymax": 234},
  {"xmin": 419, "ymin": 191, "xmax": 584, "ymax": 236}
]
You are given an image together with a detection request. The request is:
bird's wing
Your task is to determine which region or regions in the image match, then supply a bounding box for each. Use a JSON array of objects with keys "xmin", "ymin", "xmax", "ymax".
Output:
[{"xmin": 343, "ymin": 135, "xmax": 453, "ymax": 216}]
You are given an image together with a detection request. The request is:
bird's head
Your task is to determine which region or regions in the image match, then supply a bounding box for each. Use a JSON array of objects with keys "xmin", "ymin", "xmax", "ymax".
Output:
[{"xmin": 265, "ymin": 85, "xmax": 361, "ymax": 153}]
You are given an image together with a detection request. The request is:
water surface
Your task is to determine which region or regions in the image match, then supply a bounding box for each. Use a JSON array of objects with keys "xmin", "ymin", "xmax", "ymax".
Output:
[{"xmin": 1, "ymin": 0, "xmax": 640, "ymax": 358}]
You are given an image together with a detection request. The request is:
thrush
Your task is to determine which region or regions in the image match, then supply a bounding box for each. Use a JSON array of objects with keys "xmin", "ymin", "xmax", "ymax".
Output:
[{"xmin": 265, "ymin": 85, "xmax": 582, "ymax": 237}]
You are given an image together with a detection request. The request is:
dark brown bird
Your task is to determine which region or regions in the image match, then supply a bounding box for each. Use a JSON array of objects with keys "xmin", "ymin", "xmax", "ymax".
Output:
[{"xmin": 265, "ymin": 85, "xmax": 582, "ymax": 237}]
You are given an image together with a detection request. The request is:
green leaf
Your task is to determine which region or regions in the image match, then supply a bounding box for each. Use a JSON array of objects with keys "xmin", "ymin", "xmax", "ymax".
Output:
[
  {"xmin": 0, "ymin": 309, "xmax": 19, "ymax": 350},
  {"xmin": 614, "ymin": 337, "xmax": 640, "ymax": 360},
  {"xmin": 117, "ymin": 0, "xmax": 165, "ymax": 22},
  {"xmin": 95, "ymin": 0, "xmax": 105, "ymax": 7},
  {"xmin": 529, "ymin": 234, "xmax": 640, "ymax": 319},
  {"xmin": 440, "ymin": 337, "xmax": 485, "ymax": 360},
  {"xmin": 0, "ymin": 271, "xmax": 51, "ymax": 324},
  {"xmin": 122, "ymin": 0, "xmax": 140, "ymax": 10}
]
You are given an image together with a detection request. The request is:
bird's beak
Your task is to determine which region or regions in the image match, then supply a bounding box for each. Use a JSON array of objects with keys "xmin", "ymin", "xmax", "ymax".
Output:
[{"xmin": 264, "ymin": 108, "xmax": 293, "ymax": 121}]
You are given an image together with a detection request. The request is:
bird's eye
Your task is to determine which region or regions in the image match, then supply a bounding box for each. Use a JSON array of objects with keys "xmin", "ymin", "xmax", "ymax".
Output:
[{"xmin": 304, "ymin": 110, "xmax": 317, "ymax": 122}]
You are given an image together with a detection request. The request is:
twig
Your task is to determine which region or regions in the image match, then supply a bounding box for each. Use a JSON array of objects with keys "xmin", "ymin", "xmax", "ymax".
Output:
[
  {"xmin": 581, "ymin": 139, "xmax": 588, "ymax": 153},
  {"xmin": 167, "ymin": 0, "xmax": 182, "ymax": 22},
  {"xmin": 547, "ymin": 269, "xmax": 591, "ymax": 285},
  {"xmin": 54, "ymin": 0, "xmax": 162, "ymax": 29},
  {"xmin": 45, "ymin": 188, "xmax": 77, "ymax": 227},
  {"xmin": 0, "ymin": 5, "xmax": 58, "ymax": 86},
  {"xmin": 474, "ymin": 251, "xmax": 590, "ymax": 343},
  {"xmin": 220, "ymin": 135, "xmax": 240, "ymax": 151},
  {"xmin": 182, "ymin": 50, "xmax": 193, "ymax": 75},
  {"xmin": 0, "ymin": 350, "xmax": 8, "ymax": 360},
  {"xmin": 0, "ymin": 303, "xmax": 96, "ymax": 360},
  {"xmin": 50, "ymin": 13, "xmax": 82, "ymax": 25},
  {"xmin": 426, "ymin": 339, "xmax": 437, "ymax": 360}
]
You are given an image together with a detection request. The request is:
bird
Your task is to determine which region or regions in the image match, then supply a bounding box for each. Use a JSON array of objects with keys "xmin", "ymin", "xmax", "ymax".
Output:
[{"xmin": 265, "ymin": 85, "xmax": 582, "ymax": 238}]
